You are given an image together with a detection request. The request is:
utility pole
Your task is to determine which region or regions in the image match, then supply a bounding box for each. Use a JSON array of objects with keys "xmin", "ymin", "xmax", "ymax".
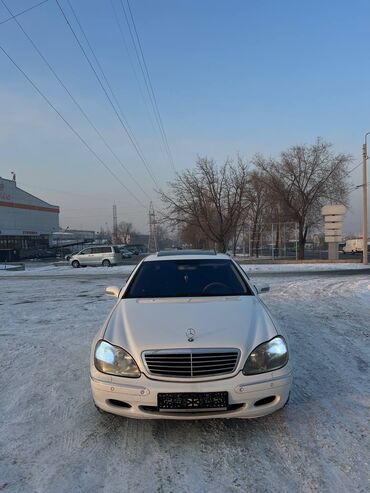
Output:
[
  {"xmin": 363, "ymin": 134, "xmax": 369, "ymax": 265},
  {"xmin": 148, "ymin": 202, "xmax": 158, "ymax": 252},
  {"xmin": 112, "ymin": 204, "xmax": 118, "ymax": 244}
]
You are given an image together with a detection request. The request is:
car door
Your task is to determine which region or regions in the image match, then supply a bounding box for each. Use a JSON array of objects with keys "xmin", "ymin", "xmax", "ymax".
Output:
[
  {"xmin": 78, "ymin": 247, "xmax": 92, "ymax": 265},
  {"xmin": 90, "ymin": 247, "xmax": 103, "ymax": 265}
]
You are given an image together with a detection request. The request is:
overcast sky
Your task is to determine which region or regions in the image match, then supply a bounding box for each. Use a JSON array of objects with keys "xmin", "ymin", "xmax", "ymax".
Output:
[{"xmin": 0, "ymin": 0, "xmax": 369, "ymax": 234}]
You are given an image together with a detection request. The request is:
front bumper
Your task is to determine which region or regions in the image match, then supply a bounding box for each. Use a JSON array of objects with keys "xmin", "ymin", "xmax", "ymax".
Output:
[{"xmin": 90, "ymin": 365, "xmax": 292, "ymax": 420}]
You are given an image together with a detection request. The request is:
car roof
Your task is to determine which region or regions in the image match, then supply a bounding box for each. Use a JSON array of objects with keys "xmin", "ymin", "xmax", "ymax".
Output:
[{"xmin": 143, "ymin": 250, "xmax": 231, "ymax": 262}]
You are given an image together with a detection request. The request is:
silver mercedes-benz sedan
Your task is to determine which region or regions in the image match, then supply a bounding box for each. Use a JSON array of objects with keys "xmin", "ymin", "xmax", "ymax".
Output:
[{"xmin": 90, "ymin": 251, "xmax": 292, "ymax": 419}]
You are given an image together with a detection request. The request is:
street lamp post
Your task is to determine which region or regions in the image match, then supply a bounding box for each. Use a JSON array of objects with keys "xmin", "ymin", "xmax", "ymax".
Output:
[{"xmin": 363, "ymin": 133, "xmax": 369, "ymax": 265}]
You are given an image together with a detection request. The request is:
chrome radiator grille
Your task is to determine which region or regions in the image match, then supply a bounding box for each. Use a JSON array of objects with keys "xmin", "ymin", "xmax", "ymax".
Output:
[{"xmin": 143, "ymin": 349, "xmax": 239, "ymax": 378}]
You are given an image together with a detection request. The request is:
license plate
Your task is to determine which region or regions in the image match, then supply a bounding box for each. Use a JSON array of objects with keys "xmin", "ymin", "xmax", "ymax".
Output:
[{"xmin": 157, "ymin": 392, "xmax": 228, "ymax": 412}]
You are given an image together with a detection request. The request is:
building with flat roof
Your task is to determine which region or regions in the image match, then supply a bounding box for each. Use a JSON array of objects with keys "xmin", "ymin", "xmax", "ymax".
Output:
[{"xmin": 0, "ymin": 176, "xmax": 59, "ymax": 260}]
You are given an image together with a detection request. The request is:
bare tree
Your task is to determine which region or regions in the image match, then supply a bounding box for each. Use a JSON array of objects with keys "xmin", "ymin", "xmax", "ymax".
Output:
[
  {"xmin": 255, "ymin": 139, "xmax": 351, "ymax": 259},
  {"xmin": 244, "ymin": 171, "xmax": 272, "ymax": 256},
  {"xmin": 179, "ymin": 223, "xmax": 213, "ymax": 250},
  {"xmin": 159, "ymin": 156, "xmax": 249, "ymax": 252},
  {"xmin": 116, "ymin": 221, "xmax": 137, "ymax": 244}
]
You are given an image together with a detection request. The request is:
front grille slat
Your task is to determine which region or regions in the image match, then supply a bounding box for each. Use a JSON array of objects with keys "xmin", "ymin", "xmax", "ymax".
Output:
[
  {"xmin": 143, "ymin": 349, "xmax": 239, "ymax": 378},
  {"xmin": 148, "ymin": 362, "xmax": 235, "ymax": 369}
]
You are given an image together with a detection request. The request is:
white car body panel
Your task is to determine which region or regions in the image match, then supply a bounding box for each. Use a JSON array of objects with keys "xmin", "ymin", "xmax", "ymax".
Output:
[
  {"xmin": 90, "ymin": 253, "xmax": 292, "ymax": 419},
  {"xmin": 342, "ymin": 238, "xmax": 370, "ymax": 253},
  {"xmin": 104, "ymin": 296, "xmax": 277, "ymax": 381}
]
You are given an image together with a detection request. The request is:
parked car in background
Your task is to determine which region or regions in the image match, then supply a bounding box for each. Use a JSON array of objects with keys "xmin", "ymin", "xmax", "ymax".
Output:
[
  {"xmin": 342, "ymin": 238, "xmax": 370, "ymax": 254},
  {"xmin": 69, "ymin": 246, "xmax": 121, "ymax": 268},
  {"xmin": 338, "ymin": 242, "xmax": 345, "ymax": 254},
  {"xmin": 124, "ymin": 245, "xmax": 140, "ymax": 255},
  {"xmin": 120, "ymin": 247, "xmax": 133, "ymax": 259},
  {"xmin": 65, "ymin": 251, "xmax": 79, "ymax": 261},
  {"xmin": 90, "ymin": 250, "xmax": 292, "ymax": 419},
  {"xmin": 22, "ymin": 249, "xmax": 56, "ymax": 260}
]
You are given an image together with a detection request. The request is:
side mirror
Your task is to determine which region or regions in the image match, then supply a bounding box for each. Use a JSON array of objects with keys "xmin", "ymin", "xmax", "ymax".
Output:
[
  {"xmin": 255, "ymin": 283, "xmax": 270, "ymax": 294},
  {"xmin": 105, "ymin": 286, "xmax": 120, "ymax": 298}
]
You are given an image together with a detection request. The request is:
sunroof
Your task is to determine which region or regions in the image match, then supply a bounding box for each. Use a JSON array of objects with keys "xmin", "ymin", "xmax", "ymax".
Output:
[{"xmin": 157, "ymin": 249, "xmax": 217, "ymax": 257}]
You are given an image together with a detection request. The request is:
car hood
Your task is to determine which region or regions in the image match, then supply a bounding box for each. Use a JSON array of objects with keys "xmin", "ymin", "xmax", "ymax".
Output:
[{"xmin": 103, "ymin": 296, "xmax": 277, "ymax": 372}]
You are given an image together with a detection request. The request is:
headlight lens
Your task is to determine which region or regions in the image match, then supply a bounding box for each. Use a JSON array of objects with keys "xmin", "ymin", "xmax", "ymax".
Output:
[
  {"xmin": 242, "ymin": 336, "xmax": 288, "ymax": 375},
  {"xmin": 94, "ymin": 340, "xmax": 140, "ymax": 378}
]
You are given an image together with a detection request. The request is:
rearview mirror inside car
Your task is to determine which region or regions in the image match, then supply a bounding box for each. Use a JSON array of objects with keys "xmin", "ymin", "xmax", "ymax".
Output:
[{"xmin": 105, "ymin": 286, "xmax": 120, "ymax": 297}]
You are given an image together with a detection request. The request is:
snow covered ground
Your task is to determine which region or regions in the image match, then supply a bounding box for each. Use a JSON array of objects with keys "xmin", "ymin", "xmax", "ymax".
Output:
[
  {"xmin": 243, "ymin": 262, "xmax": 368, "ymax": 273},
  {"xmin": 0, "ymin": 262, "xmax": 136, "ymax": 277},
  {"xmin": 0, "ymin": 271, "xmax": 369, "ymax": 492},
  {"xmin": 0, "ymin": 260, "xmax": 368, "ymax": 278}
]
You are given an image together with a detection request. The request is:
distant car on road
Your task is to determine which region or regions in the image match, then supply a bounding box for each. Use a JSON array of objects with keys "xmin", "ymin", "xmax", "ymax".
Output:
[
  {"xmin": 65, "ymin": 251, "xmax": 79, "ymax": 261},
  {"xmin": 90, "ymin": 250, "xmax": 292, "ymax": 419},
  {"xmin": 342, "ymin": 238, "xmax": 370, "ymax": 254},
  {"xmin": 124, "ymin": 246, "xmax": 140, "ymax": 255},
  {"xmin": 120, "ymin": 248, "xmax": 133, "ymax": 259},
  {"xmin": 69, "ymin": 246, "xmax": 121, "ymax": 268}
]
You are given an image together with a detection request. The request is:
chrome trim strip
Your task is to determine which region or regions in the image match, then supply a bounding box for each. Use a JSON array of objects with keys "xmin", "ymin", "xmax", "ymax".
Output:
[{"xmin": 142, "ymin": 348, "xmax": 240, "ymax": 378}]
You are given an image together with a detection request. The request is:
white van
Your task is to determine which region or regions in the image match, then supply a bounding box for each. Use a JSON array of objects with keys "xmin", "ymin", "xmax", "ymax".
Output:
[
  {"xmin": 70, "ymin": 246, "xmax": 122, "ymax": 267},
  {"xmin": 342, "ymin": 238, "xmax": 370, "ymax": 254}
]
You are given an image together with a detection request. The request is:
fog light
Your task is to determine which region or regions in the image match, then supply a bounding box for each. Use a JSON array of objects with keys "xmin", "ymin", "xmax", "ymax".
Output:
[{"xmin": 254, "ymin": 396, "xmax": 276, "ymax": 407}]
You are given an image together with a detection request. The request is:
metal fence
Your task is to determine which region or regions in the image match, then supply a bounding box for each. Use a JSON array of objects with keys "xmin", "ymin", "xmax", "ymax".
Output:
[{"xmin": 237, "ymin": 222, "xmax": 327, "ymax": 260}]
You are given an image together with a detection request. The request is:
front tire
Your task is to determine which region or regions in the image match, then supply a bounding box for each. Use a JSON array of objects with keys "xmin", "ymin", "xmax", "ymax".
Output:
[
  {"xmin": 72, "ymin": 260, "xmax": 80, "ymax": 268},
  {"xmin": 102, "ymin": 259, "xmax": 111, "ymax": 267}
]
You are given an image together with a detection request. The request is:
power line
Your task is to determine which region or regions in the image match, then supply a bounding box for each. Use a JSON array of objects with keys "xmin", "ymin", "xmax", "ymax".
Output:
[
  {"xmin": 109, "ymin": 0, "xmax": 167, "ymax": 160},
  {"xmin": 1, "ymin": 0, "xmax": 151, "ymax": 202},
  {"xmin": 345, "ymin": 162, "xmax": 362, "ymax": 177},
  {"xmin": 59, "ymin": 0, "xmax": 159, "ymax": 188},
  {"xmin": 125, "ymin": 0, "xmax": 175, "ymax": 172},
  {"xmin": 342, "ymin": 162, "xmax": 363, "ymax": 196},
  {"xmin": 0, "ymin": 0, "xmax": 49, "ymax": 25},
  {"xmin": 55, "ymin": 0, "xmax": 160, "ymax": 189},
  {"xmin": 0, "ymin": 42, "xmax": 147, "ymax": 209},
  {"xmin": 65, "ymin": 0, "xmax": 140, "ymax": 149},
  {"xmin": 122, "ymin": 0, "xmax": 176, "ymax": 172},
  {"xmin": 65, "ymin": 0, "xmax": 141, "ymax": 148},
  {"xmin": 347, "ymin": 182, "xmax": 369, "ymax": 195}
]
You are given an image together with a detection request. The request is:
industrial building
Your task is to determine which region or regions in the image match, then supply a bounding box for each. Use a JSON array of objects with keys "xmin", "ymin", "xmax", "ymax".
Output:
[
  {"xmin": 0, "ymin": 175, "xmax": 59, "ymax": 260},
  {"xmin": 50, "ymin": 230, "xmax": 96, "ymax": 247}
]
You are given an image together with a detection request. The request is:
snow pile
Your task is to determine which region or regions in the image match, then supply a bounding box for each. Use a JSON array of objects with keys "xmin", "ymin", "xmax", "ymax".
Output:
[
  {"xmin": 0, "ymin": 263, "xmax": 136, "ymax": 277},
  {"xmin": 242, "ymin": 262, "xmax": 368, "ymax": 274}
]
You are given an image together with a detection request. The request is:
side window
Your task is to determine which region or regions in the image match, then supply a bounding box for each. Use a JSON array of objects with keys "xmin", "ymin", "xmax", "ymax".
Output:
[
  {"xmin": 81, "ymin": 248, "xmax": 92, "ymax": 255},
  {"xmin": 91, "ymin": 247, "xmax": 102, "ymax": 254},
  {"xmin": 95, "ymin": 247, "xmax": 110, "ymax": 254}
]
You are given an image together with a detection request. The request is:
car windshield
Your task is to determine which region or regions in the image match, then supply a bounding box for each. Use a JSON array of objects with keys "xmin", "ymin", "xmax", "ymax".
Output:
[{"xmin": 124, "ymin": 259, "xmax": 251, "ymax": 298}]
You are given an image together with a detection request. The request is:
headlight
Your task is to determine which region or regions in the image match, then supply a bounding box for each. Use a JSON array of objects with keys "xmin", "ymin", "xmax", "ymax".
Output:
[
  {"xmin": 242, "ymin": 336, "xmax": 288, "ymax": 375},
  {"xmin": 94, "ymin": 340, "xmax": 140, "ymax": 378}
]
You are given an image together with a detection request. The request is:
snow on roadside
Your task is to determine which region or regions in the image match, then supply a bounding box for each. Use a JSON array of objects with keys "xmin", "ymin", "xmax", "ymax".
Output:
[
  {"xmin": 0, "ymin": 263, "xmax": 137, "ymax": 277},
  {"xmin": 241, "ymin": 262, "xmax": 368, "ymax": 274},
  {"xmin": 0, "ymin": 260, "xmax": 368, "ymax": 278}
]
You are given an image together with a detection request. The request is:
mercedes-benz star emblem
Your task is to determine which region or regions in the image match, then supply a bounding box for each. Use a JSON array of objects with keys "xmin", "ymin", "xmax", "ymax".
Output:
[{"xmin": 186, "ymin": 328, "xmax": 195, "ymax": 342}]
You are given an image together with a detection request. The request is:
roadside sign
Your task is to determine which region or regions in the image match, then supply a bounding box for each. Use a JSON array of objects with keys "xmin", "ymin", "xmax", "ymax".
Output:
[
  {"xmin": 321, "ymin": 204, "xmax": 347, "ymax": 216},
  {"xmin": 324, "ymin": 232, "xmax": 342, "ymax": 238},
  {"xmin": 325, "ymin": 236, "xmax": 343, "ymax": 242},
  {"xmin": 324, "ymin": 222, "xmax": 342, "ymax": 230},
  {"xmin": 324, "ymin": 215, "xmax": 344, "ymax": 222}
]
